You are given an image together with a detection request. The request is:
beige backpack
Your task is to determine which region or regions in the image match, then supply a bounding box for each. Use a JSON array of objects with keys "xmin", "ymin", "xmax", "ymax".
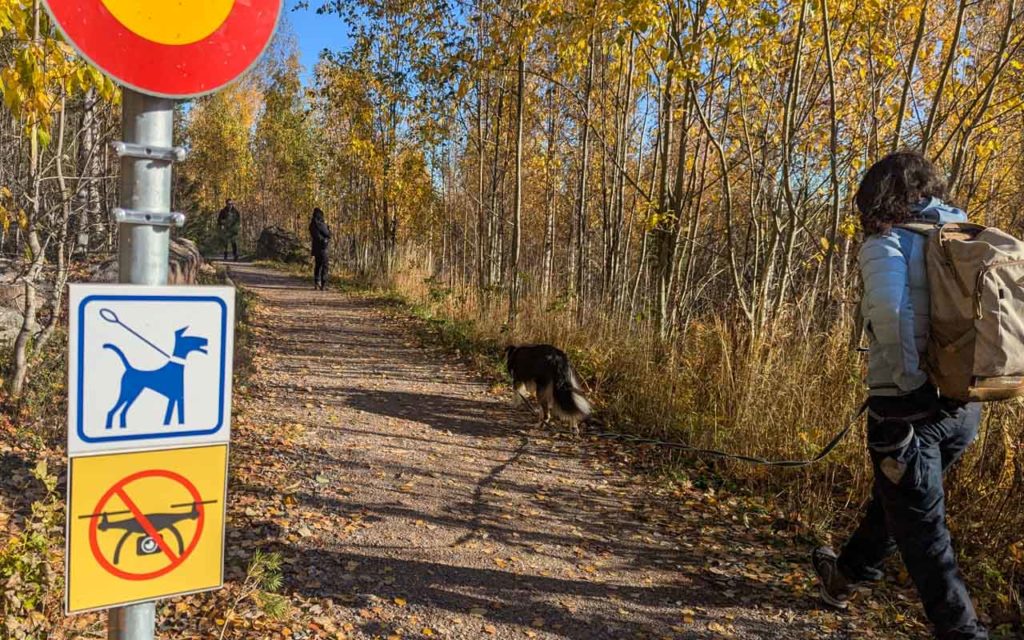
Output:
[{"xmin": 900, "ymin": 222, "xmax": 1024, "ymax": 401}]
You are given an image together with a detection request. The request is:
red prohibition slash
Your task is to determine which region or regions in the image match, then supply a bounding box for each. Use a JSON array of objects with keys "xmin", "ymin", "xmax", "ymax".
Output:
[{"xmin": 89, "ymin": 469, "xmax": 205, "ymax": 581}]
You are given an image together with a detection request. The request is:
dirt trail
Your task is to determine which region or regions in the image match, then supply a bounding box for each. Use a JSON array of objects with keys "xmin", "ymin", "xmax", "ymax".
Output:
[{"xmin": 224, "ymin": 263, "xmax": 879, "ymax": 640}]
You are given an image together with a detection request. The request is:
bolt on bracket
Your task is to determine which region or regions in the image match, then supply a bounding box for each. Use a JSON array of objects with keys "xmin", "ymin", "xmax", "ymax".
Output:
[
  {"xmin": 112, "ymin": 208, "xmax": 186, "ymax": 228},
  {"xmin": 111, "ymin": 141, "xmax": 187, "ymax": 163}
]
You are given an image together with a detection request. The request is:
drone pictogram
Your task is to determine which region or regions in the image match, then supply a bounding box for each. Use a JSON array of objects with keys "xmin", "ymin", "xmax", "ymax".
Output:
[
  {"xmin": 85, "ymin": 468, "xmax": 210, "ymax": 581},
  {"xmin": 79, "ymin": 499, "xmax": 217, "ymax": 565}
]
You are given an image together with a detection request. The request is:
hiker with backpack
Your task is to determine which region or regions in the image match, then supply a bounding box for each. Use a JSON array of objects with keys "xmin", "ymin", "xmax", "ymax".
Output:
[{"xmin": 813, "ymin": 151, "xmax": 996, "ymax": 640}]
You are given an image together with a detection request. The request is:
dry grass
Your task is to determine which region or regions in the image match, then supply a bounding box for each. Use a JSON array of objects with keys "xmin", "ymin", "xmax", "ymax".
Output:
[{"xmin": 390, "ymin": 266, "xmax": 1024, "ymax": 628}]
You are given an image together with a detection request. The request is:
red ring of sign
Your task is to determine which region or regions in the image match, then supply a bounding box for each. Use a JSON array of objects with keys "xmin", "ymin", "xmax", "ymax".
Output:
[
  {"xmin": 43, "ymin": 0, "xmax": 282, "ymax": 98},
  {"xmin": 89, "ymin": 469, "xmax": 205, "ymax": 581}
]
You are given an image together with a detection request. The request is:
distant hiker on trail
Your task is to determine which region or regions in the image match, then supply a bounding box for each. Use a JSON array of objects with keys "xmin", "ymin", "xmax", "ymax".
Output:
[
  {"xmin": 217, "ymin": 198, "xmax": 241, "ymax": 261},
  {"xmin": 813, "ymin": 152, "xmax": 987, "ymax": 640},
  {"xmin": 309, "ymin": 207, "xmax": 331, "ymax": 290}
]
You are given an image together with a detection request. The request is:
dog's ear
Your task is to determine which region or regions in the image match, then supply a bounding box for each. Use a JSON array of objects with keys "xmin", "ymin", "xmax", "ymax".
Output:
[{"xmin": 175, "ymin": 326, "xmax": 189, "ymax": 337}]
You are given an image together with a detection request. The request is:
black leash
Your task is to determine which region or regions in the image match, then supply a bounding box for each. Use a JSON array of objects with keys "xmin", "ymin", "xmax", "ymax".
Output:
[{"xmin": 579, "ymin": 400, "xmax": 868, "ymax": 468}]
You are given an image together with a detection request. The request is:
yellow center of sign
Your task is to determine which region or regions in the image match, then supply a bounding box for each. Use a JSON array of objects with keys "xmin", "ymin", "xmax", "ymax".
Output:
[{"xmin": 100, "ymin": 0, "xmax": 235, "ymax": 45}]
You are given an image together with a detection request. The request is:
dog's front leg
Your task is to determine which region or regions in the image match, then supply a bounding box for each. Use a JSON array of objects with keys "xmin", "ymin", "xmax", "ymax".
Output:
[
  {"xmin": 515, "ymin": 387, "xmax": 538, "ymax": 415},
  {"xmin": 536, "ymin": 404, "xmax": 550, "ymax": 428},
  {"xmin": 163, "ymin": 399, "xmax": 176, "ymax": 426}
]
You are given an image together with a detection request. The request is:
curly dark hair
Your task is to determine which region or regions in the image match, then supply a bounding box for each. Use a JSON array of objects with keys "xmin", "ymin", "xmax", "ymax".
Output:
[{"xmin": 854, "ymin": 151, "xmax": 949, "ymax": 236}]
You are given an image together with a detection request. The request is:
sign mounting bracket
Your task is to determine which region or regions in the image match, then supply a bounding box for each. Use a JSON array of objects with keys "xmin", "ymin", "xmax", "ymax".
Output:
[
  {"xmin": 112, "ymin": 208, "xmax": 186, "ymax": 228},
  {"xmin": 112, "ymin": 141, "xmax": 187, "ymax": 163}
]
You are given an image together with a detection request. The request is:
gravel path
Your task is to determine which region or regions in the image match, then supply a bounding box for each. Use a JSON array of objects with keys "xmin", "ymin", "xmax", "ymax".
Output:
[{"xmin": 224, "ymin": 263, "xmax": 889, "ymax": 640}]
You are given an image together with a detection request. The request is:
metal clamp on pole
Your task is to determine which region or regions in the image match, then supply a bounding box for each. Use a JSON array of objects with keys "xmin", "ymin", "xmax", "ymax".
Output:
[
  {"xmin": 112, "ymin": 208, "xmax": 186, "ymax": 228},
  {"xmin": 111, "ymin": 141, "xmax": 187, "ymax": 163}
]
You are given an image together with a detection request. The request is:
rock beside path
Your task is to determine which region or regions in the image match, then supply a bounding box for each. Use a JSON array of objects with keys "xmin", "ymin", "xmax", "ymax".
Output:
[
  {"xmin": 256, "ymin": 226, "xmax": 305, "ymax": 263},
  {"xmin": 0, "ymin": 261, "xmax": 42, "ymax": 345},
  {"xmin": 168, "ymin": 238, "xmax": 204, "ymax": 284},
  {"xmin": 89, "ymin": 237, "xmax": 205, "ymax": 284},
  {"xmin": 0, "ymin": 306, "xmax": 38, "ymax": 345}
]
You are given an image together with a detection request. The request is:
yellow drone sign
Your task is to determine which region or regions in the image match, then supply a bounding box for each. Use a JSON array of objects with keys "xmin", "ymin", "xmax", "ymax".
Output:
[{"xmin": 66, "ymin": 445, "xmax": 228, "ymax": 613}]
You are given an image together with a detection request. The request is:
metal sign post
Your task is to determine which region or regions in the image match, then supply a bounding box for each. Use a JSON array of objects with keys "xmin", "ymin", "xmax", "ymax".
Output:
[
  {"xmin": 63, "ymin": 93, "xmax": 233, "ymax": 633},
  {"xmin": 108, "ymin": 602, "xmax": 155, "ymax": 640},
  {"xmin": 117, "ymin": 90, "xmax": 179, "ymax": 286},
  {"xmin": 43, "ymin": 1, "xmax": 281, "ymax": 634},
  {"xmin": 109, "ymin": 87, "xmax": 178, "ymax": 640}
]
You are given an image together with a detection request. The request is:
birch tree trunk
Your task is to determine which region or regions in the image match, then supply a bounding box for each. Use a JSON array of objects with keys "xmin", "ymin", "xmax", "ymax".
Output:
[
  {"xmin": 11, "ymin": 1, "xmax": 45, "ymax": 397},
  {"xmin": 573, "ymin": 31, "xmax": 595, "ymax": 321},
  {"xmin": 508, "ymin": 43, "xmax": 525, "ymax": 328}
]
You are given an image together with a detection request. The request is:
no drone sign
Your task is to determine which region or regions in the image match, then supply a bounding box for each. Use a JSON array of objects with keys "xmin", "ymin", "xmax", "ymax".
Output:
[{"xmin": 42, "ymin": 0, "xmax": 283, "ymax": 98}]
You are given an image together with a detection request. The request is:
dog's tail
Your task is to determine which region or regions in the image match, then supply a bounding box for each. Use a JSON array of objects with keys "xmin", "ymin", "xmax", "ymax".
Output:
[
  {"xmin": 552, "ymin": 357, "xmax": 591, "ymax": 419},
  {"xmin": 103, "ymin": 343, "xmax": 131, "ymax": 370}
]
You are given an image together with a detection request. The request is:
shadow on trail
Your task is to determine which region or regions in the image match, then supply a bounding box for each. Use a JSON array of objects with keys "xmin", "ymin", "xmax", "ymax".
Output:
[
  {"xmin": 454, "ymin": 433, "xmax": 530, "ymax": 546},
  {"xmin": 226, "ymin": 263, "xmax": 305, "ymax": 291},
  {"xmin": 267, "ymin": 546, "xmax": 822, "ymax": 640},
  {"xmin": 344, "ymin": 389, "xmax": 520, "ymax": 438}
]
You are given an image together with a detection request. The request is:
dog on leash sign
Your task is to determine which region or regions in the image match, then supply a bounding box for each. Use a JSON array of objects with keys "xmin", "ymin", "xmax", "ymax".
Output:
[{"xmin": 68, "ymin": 285, "xmax": 235, "ymax": 456}]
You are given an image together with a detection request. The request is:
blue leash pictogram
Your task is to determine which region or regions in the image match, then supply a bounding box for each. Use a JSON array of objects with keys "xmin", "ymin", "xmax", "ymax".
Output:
[{"xmin": 99, "ymin": 308, "xmax": 171, "ymax": 359}]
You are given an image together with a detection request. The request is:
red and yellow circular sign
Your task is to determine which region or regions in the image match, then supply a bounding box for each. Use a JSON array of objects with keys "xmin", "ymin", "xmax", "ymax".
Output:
[{"xmin": 44, "ymin": 0, "xmax": 282, "ymax": 98}]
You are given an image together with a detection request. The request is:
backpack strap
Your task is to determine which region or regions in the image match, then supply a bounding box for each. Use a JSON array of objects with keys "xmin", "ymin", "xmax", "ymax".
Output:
[{"xmin": 894, "ymin": 222, "xmax": 938, "ymax": 236}]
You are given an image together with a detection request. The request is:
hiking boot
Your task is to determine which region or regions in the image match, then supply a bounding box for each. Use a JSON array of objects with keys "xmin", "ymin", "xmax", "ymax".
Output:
[{"xmin": 812, "ymin": 546, "xmax": 852, "ymax": 609}]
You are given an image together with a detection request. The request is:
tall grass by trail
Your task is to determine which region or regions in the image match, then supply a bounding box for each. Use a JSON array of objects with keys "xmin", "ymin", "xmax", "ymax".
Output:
[{"xmin": 389, "ymin": 266, "xmax": 1024, "ymax": 627}]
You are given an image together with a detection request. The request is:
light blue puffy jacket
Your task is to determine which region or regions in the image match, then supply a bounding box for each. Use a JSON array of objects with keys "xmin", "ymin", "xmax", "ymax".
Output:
[{"xmin": 859, "ymin": 198, "xmax": 968, "ymax": 396}]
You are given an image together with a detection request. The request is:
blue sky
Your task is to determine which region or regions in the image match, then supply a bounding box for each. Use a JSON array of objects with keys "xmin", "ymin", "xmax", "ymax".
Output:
[{"xmin": 284, "ymin": 1, "xmax": 352, "ymax": 83}]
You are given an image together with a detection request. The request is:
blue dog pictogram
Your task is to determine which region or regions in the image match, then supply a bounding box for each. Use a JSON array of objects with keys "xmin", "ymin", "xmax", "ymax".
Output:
[{"xmin": 103, "ymin": 325, "xmax": 209, "ymax": 429}]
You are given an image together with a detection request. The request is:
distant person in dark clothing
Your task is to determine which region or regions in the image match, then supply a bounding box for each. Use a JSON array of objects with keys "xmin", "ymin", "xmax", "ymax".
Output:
[
  {"xmin": 217, "ymin": 198, "xmax": 241, "ymax": 261},
  {"xmin": 309, "ymin": 207, "xmax": 331, "ymax": 290}
]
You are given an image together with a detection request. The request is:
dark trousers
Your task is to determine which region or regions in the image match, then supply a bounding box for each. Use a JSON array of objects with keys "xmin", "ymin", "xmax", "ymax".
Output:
[
  {"xmin": 313, "ymin": 250, "xmax": 328, "ymax": 288},
  {"xmin": 224, "ymin": 238, "xmax": 237, "ymax": 261},
  {"xmin": 838, "ymin": 401, "xmax": 986, "ymax": 640}
]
